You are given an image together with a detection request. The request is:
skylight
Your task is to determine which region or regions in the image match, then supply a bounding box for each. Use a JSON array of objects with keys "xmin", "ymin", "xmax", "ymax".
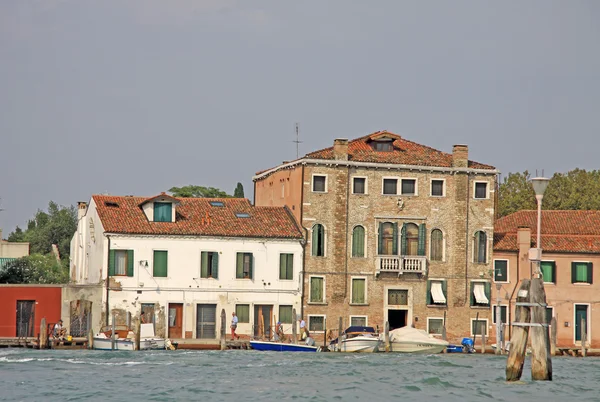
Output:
[
  {"xmin": 105, "ymin": 202, "xmax": 119, "ymax": 208},
  {"xmin": 209, "ymin": 201, "xmax": 224, "ymax": 207},
  {"xmin": 235, "ymin": 213, "xmax": 250, "ymax": 218}
]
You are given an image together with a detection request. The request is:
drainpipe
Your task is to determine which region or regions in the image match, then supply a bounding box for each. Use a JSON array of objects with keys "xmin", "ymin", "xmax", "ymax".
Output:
[
  {"xmin": 344, "ymin": 165, "xmax": 350, "ymax": 298},
  {"xmin": 464, "ymin": 174, "xmax": 471, "ymax": 302},
  {"xmin": 105, "ymin": 235, "xmax": 111, "ymax": 327},
  {"xmin": 300, "ymin": 164, "xmax": 306, "ymax": 321}
]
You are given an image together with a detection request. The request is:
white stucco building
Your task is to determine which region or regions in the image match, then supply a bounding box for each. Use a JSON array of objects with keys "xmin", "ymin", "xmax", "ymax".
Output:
[{"xmin": 70, "ymin": 193, "xmax": 304, "ymax": 340}]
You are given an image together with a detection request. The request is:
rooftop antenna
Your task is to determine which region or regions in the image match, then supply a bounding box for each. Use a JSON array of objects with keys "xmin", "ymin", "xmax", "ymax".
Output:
[{"xmin": 292, "ymin": 123, "xmax": 303, "ymax": 159}]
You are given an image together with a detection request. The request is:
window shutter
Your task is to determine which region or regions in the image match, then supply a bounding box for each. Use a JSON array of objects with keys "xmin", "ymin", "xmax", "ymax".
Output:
[
  {"xmin": 442, "ymin": 280, "xmax": 448, "ymax": 301},
  {"xmin": 212, "ymin": 252, "xmax": 219, "ymax": 279},
  {"xmin": 552, "ymin": 261, "xmax": 556, "ymax": 284},
  {"xmin": 571, "ymin": 262, "xmax": 576, "ymax": 283},
  {"xmin": 484, "ymin": 282, "xmax": 491, "ymax": 304},
  {"xmin": 236, "ymin": 253, "xmax": 243, "ymax": 278},
  {"xmin": 377, "ymin": 223, "xmax": 383, "ymax": 255},
  {"xmin": 469, "ymin": 282, "xmax": 474, "ymax": 306},
  {"xmin": 249, "ymin": 253, "xmax": 253, "ymax": 279},
  {"xmin": 588, "ymin": 262, "xmax": 593, "ymax": 284},
  {"xmin": 426, "ymin": 280, "xmax": 432, "ymax": 305},
  {"xmin": 108, "ymin": 250, "xmax": 115, "ymax": 276},
  {"xmin": 401, "ymin": 223, "xmax": 407, "ymax": 255},
  {"xmin": 392, "ymin": 223, "xmax": 398, "ymax": 255},
  {"xmin": 280, "ymin": 254, "xmax": 286, "ymax": 280},
  {"xmin": 417, "ymin": 223, "xmax": 426, "ymax": 256},
  {"xmin": 127, "ymin": 250, "xmax": 134, "ymax": 277},
  {"xmin": 201, "ymin": 252, "xmax": 208, "ymax": 278}
]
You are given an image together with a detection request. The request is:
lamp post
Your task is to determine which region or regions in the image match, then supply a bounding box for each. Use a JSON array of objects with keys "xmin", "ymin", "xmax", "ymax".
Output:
[
  {"xmin": 530, "ymin": 177, "xmax": 550, "ymax": 277},
  {"xmin": 496, "ymin": 283, "xmax": 503, "ymax": 354}
]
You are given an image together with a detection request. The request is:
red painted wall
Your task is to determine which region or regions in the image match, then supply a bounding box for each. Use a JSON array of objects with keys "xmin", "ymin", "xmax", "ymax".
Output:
[{"xmin": 0, "ymin": 286, "xmax": 62, "ymax": 337}]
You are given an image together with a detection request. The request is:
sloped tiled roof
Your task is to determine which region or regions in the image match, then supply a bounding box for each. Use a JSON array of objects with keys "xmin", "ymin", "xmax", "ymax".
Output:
[
  {"xmin": 305, "ymin": 131, "xmax": 495, "ymax": 170},
  {"xmin": 494, "ymin": 210, "xmax": 600, "ymax": 254},
  {"xmin": 92, "ymin": 195, "xmax": 303, "ymax": 239}
]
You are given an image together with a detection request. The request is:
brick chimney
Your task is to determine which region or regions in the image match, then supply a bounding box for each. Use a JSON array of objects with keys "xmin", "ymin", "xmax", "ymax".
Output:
[
  {"xmin": 452, "ymin": 144, "xmax": 469, "ymax": 168},
  {"xmin": 333, "ymin": 138, "xmax": 349, "ymax": 161},
  {"xmin": 77, "ymin": 202, "xmax": 88, "ymax": 220}
]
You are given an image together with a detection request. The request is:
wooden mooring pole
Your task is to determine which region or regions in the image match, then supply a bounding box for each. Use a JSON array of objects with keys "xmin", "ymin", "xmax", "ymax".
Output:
[
  {"xmin": 338, "ymin": 317, "xmax": 343, "ymax": 353},
  {"xmin": 550, "ymin": 317, "xmax": 557, "ymax": 356},
  {"xmin": 385, "ymin": 321, "xmax": 390, "ymax": 353},
  {"xmin": 530, "ymin": 277, "xmax": 552, "ymax": 380},
  {"xmin": 40, "ymin": 318, "xmax": 47, "ymax": 349},
  {"xmin": 581, "ymin": 317, "xmax": 587, "ymax": 357},
  {"xmin": 292, "ymin": 309, "xmax": 297, "ymax": 343},
  {"xmin": 506, "ymin": 279, "xmax": 531, "ymax": 381},
  {"xmin": 111, "ymin": 312, "xmax": 116, "ymax": 351},
  {"xmin": 220, "ymin": 309, "xmax": 226, "ymax": 350}
]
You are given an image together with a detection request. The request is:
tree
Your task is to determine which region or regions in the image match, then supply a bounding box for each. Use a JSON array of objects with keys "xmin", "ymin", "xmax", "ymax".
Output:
[
  {"xmin": 233, "ymin": 182, "xmax": 245, "ymax": 198},
  {"xmin": 7, "ymin": 226, "xmax": 24, "ymax": 242},
  {"xmin": 498, "ymin": 171, "xmax": 536, "ymax": 218},
  {"xmin": 168, "ymin": 185, "xmax": 230, "ymax": 198},
  {"xmin": 0, "ymin": 254, "xmax": 69, "ymax": 284}
]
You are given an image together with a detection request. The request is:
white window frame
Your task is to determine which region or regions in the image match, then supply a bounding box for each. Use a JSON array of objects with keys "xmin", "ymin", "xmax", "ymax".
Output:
[
  {"xmin": 470, "ymin": 318, "xmax": 489, "ymax": 337},
  {"xmin": 310, "ymin": 223, "xmax": 327, "ymax": 258},
  {"xmin": 429, "ymin": 228, "xmax": 445, "ymax": 262},
  {"xmin": 572, "ymin": 261, "xmax": 593, "ymax": 285},
  {"xmin": 473, "ymin": 181, "xmax": 489, "ymax": 199},
  {"xmin": 493, "ymin": 259, "xmax": 509, "ymax": 283},
  {"xmin": 573, "ymin": 303, "xmax": 591, "ymax": 345},
  {"xmin": 492, "ymin": 304, "xmax": 509, "ymax": 325},
  {"xmin": 430, "ymin": 178, "xmax": 446, "ymax": 197},
  {"xmin": 350, "ymin": 276, "xmax": 368, "ymax": 305},
  {"xmin": 352, "ymin": 176, "xmax": 368, "ymax": 195},
  {"xmin": 381, "ymin": 177, "xmax": 399, "ymax": 195},
  {"xmin": 349, "ymin": 315, "xmax": 368, "ymax": 327},
  {"xmin": 351, "ymin": 225, "xmax": 367, "ymax": 258},
  {"xmin": 308, "ymin": 275, "xmax": 326, "ymax": 304},
  {"xmin": 427, "ymin": 317, "xmax": 444, "ymax": 336},
  {"xmin": 400, "ymin": 178, "xmax": 418, "ymax": 196},
  {"xmin": 311, "ymin": 174, "xmax": 328, "ymax": 193},
  {"xmin": 307, "ymin": 314, "xmax": 326, "ymax": 332}
]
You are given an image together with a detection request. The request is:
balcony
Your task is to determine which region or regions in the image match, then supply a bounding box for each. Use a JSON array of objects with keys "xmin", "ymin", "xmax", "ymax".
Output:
[{"xmin": 376, "ymin": 255, "xmax": 427, "ymax": 277}]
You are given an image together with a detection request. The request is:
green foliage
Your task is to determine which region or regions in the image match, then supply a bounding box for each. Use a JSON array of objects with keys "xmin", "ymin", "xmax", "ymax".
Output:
[
  {"xmin": 233, "ymin": 182, "xmax": 245, "ymax": 198},
  {"xmin": 168, "ymin": 185, "xmax": 231, "ymax": 198},
  {"xmin": 0, "ymin": 254, "xmax": 69, "ymax": 284},
  {"xmin": 498, "ymin": 171, "xmax": 536, "ymax": 218}
]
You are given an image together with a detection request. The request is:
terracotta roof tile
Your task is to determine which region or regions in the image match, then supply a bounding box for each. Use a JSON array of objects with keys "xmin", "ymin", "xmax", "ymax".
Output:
[{"xmin": 93, "ymin": 195, "xmax": 303, "ymax": 239}]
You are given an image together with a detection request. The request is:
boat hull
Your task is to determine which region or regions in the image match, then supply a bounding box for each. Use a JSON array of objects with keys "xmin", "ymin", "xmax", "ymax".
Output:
[
  {"xmin": 93, "ymin": 337, "xmax": 135, "ymax": 351},
  {"xmin": 388, "ymin": 341, "xmax": 446, "ymax": 354},
  {"xmin": 338, "ymin": 337, "xmax": 382, "ymax": 353},
  {"xmin": 250, "ymin": 341, "xmax": 318, "ymax": 352},
  {"xmin": 140, "ymin": 338, "xmax": 166, "ymax": 350}
]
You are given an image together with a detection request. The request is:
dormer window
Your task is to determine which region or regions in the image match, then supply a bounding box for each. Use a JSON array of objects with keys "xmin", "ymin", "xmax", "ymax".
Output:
[
  {"xmin": 154, "ymin": 202, "xmax": 172, "ymax": 222},
  {"xmin": 371, "ymin": 140, "xmax": 394, "ymax": 152}
]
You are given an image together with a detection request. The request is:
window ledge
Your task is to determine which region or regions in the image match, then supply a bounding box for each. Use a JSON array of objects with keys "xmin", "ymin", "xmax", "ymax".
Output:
[
  {"xmin": 349, "ymin": 303, "xmax": 369, "ymax": 306},
  {"xmin": 307, "ymin": 302, "xmax": 328, "ymax": 305},
  {"xmin": 470, "ymin": 305, "xmax": 491, "ymax": 309},
  {"xmin": 543, "ymin": 282, "xmax": 556, "ymax": 285},
  {"xmin": 427, "ymin": 304, "xmax": 448, "ymax": 308},
  {"xmin": 572, "ymin": 282, "xmax": 592, "ymax": 286},
  {"xmin": 493, "ymin": 281, "xmax": 509, "ymax": 284}
]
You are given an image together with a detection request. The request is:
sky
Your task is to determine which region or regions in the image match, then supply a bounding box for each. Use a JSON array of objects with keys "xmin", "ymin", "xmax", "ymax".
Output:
[{"xmin": 1, "ymin": 0, "xmax": 599, "ymax": 235}]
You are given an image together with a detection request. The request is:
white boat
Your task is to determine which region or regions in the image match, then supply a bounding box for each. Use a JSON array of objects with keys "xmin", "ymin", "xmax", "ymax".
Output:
[
  {"xmin": 93, "ymin": 325, "xmax": 135, "ymax": 351},
  {"xmin": 139, "ymin": 323, "xmax": 166, "ymax": 350},
  {"xmin": 330, "ymin": 326, "xmax": 382, "ymax": 353},
  {"xmin": 383, "ymin": 326, "xmax": 449, "ymax": 354}
]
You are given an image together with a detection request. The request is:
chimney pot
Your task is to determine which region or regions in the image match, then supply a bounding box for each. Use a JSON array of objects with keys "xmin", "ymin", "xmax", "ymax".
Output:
[
  {"xmin": 452, "ymin": 144, "xmax": 469, "ymax": 168},
  {"xmin": 333, "ymin": 138, "xmax": 349, "ymax": 161}
]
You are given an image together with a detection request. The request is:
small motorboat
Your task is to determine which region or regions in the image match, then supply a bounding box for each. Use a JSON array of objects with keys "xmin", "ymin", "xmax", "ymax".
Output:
[
  {"xmin": 250, "ymin": 340, "xmax": 319, "ymax": 352},
  {"xmin": 383, "ymin": 326, "xmax": 449, "ymax": 354},
  {"xmin": 329, "ymin": 326, "xmax": 382, "ymax": 353},
  {"xmin": 139, "ymin": 323, "xmax": 166, "ymax": 350},
  {"xmin": 93, "ymin": 325, "xmax": 135, "ymax": 351}
]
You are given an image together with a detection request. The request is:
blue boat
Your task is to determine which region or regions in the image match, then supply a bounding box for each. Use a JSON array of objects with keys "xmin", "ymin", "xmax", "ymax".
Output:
[{"xmin": 249, "ymin": 340, "xmax": 319, "ymax": 352}]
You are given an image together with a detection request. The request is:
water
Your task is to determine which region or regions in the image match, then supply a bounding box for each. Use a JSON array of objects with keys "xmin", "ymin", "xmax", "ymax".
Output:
[{"xmin": 1, "ymin": 349, "xmax": 599, "ymax": 402}]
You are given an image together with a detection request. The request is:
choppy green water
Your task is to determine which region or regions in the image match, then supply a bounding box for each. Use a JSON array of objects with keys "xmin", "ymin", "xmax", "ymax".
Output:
[{"xmin": 1, "ymin": 348, "xmax": 599, "ymax": 401}]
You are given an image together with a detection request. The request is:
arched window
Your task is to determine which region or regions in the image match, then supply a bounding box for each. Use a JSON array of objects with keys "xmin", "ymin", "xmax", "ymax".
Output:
[
  {"xmin": 352, "ymin": 226, "xmax": 365, "ymax": 258},
  {"xmin": 474, "ymin": 231, "xmax": 487, "ymax": 263},
  {"xmin": 312, "ymin": 224, "xmax": 325, "ymax": 257},
  {"xmin": 405, "ymin": 223, "xmax": 419, "ymax": 256},
  {"xmin": 379, "ymin": 222, "xmax": 397, "ymax": 255},
  {"xmin": 430, "ymin": 229, "xmax": 443, "ymax": 261}
]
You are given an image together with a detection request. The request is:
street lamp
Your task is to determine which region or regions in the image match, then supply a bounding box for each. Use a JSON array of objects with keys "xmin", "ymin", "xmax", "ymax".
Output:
[{"xmin": 530, "ymin": 177, "xmax": 550, "ymax": 277}]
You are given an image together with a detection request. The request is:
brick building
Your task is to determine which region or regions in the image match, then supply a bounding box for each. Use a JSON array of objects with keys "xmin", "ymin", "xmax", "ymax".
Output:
[{"xmin": 254, "ymin": 131, "xmax": 498, "ymax": 343}]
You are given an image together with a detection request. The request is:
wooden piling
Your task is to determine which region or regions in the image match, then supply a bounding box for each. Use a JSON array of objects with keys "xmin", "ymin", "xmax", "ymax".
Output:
[
  {"xmin": 530, "ymin": 277, "xmax": 552, "ymax": 380},
  {"xmin": 441, "ymin": 311, "xmax": 447, "ymax": 342},
  {"xmin": 481, "ymin": 333, "xmax": 486, "ymax": 354},
  {"xmin": 323, "ymin": 317, "xmax": 327, "ymax": 349},
  {"xmin": 135, "ymin": 316, "xmax": 141, "ymax": 351},
  {"xmin": 39, "ymin": 318, "xmax": 47, "ymax": 349},
  {"xmin": 292, "ymin": 309, "xmax": 297, "ymax": 343},
  {"xmin": 581, "ymin": 317, "xmax": 587, "ymax": 357},
  {"xmin": 506, "ymin": 279, "xmax": 531, "ymax": 382},
  {"xmin": 127, "ymin": 312, "xmax": 132, "ymax": 331},
  {"xmin": 550, "ymin": 317, "xmax": 557, "ymax": 356},
  {"xmin": 385, "ymin": 321, "xmax": 390, "ymax": 353},
  {"xmin": 338, "ymin": 317, "xmax": 343, "ymax": 353},
  {"xmin": 220, "ymin": 309, "xmax": 226, "ymax": 350},
  {"xmin": 111, "ymin": 312, "xmax": 116, "ymax": 351},
  {"xmin": 472, "ymin": 312, "xmax": 479, "ymax": 349},
  {"xmin": 88, "ymin": 328, "xmax": 94, "ymax": 350},
  {"xmin": 495, "ymin": 305, "xmax": 502, "ymax": 355}
]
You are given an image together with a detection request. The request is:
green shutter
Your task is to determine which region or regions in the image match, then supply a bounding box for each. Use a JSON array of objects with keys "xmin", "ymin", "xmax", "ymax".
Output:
[
  {"xmin": 574, "ymin": 262, "xmax": 588, "ymax": 283},
  {"xmin": 212, "ymin": 253, "xmax": 219, "ymax": 279},
  {"xmin": 280, "ymin": 254, "xmax": 286, "ymax": 280},
  {"xmin": 279, "ymin": 306, "xmax": 293, "ymax": 323},
  {"xmin": 392, "ymin": 223, "xmax": 398, "ymax": 255},
  {"xmin": 417, "ymin": 223, "xmax": 426, "ymax": 256},
  {"xmin": 469, "ymin": 282, "xmax": 474, "ymax": 306},
  {"xmin": 153, "ymin": 202, "xmax": 172, "ymax": 222},
  {"xmin": 201, "ymin": 252, "xmax": 208, "ymax": 278},
  {"xmin": 377, "ymin": 223, "xmax": 383, "ymax": 255},
  {"xmin": 127, "ymin": 250, "xmax": 134, "ymax": 277},
  {"xmin": 571, "ymin": 262, "xmax": 577, "ymax": 283},
  {"xmin": 287, "ymin": 254, "xmax": 293, "ymax": 279},
  {"xmin": 311, "ymin": 277, "xmax": 323, "ymax": 302},
  {"xmin": 352, "ymin": 279, "xmax": 365, "ymax": 304},
  {"xmin": 236, "ymin": 253, "xmax": 243, "ymax": 278},
  {"xmin": 108, "ymin": 250, "xmax": 116, "ymax": 276},
  {"xmin": 426, "ymin": 280, "xmax": 432, "ymax": 305},
  {"xmin": 588, "ymin": 262, "xmax": 593, "ymax": 284},
  {"xmin": 153, "ymin": 251, "xmax": 168, "ymax": 277},
  {"xmin": 501, "ymin": 307, "xmax": 507, "ymax": 324},
  {"xmin": 541, "ymin": 261, "xmax": 553, "ymax": 283},
  {"xmin": 552, "ymin": 261, "xmax": 556, "ymax": 284},
  {"xmin": 401, "ymin": 223, "xmax": 407, "ymax": 256},
  {"xmin": 352, "ymin": 226, "xmax": 365, "ymax": 258},
  {"xmin": 248, "ymin": 253, "xmax": 253, "ymax": 279},
  {"xmin": 442, "ymin": 280, "xmax": 447, "ymax": 301},
  {"xmin": 484, "ymin": 282, "xmax": 491, "ymax": 305}
]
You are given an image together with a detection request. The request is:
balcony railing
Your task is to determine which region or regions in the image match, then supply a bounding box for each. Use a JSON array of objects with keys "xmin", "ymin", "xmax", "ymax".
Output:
[{"xmin": 376, "ymin": 255, "xmax": 427, "ymax": 276}]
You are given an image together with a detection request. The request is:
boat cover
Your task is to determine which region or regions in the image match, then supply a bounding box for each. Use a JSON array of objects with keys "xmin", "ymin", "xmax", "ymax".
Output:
[
  {"xmin": 344, "ymin": 326, "xmax": 376, "ymax": 334},
  {"xmin": 388, "ymin": 326, "xmax": 449, "ymax": 345}
]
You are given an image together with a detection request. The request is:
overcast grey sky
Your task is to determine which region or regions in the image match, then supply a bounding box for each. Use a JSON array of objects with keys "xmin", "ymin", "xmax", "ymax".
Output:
[{"xmin": 1, "ymin": 0, "xmax": 599, "ymax": 234}]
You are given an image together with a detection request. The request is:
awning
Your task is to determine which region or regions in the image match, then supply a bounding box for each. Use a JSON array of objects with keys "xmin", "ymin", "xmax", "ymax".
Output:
[
  {"xmin": 431, "ymin": 281, "xmax": 446, "ymax": 304},
  {"xmin": 473, "ymin": 282, "xmax": 489, "ymax": 304}
]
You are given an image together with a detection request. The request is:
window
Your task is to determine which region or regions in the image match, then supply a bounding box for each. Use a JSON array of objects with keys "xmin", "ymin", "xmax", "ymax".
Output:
[
  {"xmin": 427, "ymin": 280, "xmax": 447, "ymax": 305},
  {"xmin": 383, "ymin": 178, "xmax": 398, "ymax": 195},
  {"xmin": 427, "ymin": 318, "xmax": 444, "ymax": 335},
  {"xmin": 279, "ymin": 253, "xmax": 293, "ymax": 280},
  {"xmin": 236, "ymin": 304, "xmax": 250, "ymax": 323},
  {"xmin": 353, "ymin": 177, "xmax": 366, "ymax": 194},
  {"xmin": 471, "ymin": 318, "xmax": 488, "ymax": 336},
  {"xmin": 494, "ymin": 260, "xmax": 508, "ymax": 283},
  {"xmin": 431, "ymin": 180, "xmax": 444, "ymax": 197},
  {"xmin": 402, "ymin": 223, "xmax": 423, "ymax": 256},
  {"xmin": 474, "ymin": 231, "xmax": 487, "ymax": 263},
  {"xmin": 474, "ymin": 182, "xmax": 488, "ymax": 199},
  {"xmin": 350, "ymin": 316, "xmax": 367, "ymax": 327},
  {"xmin": 388, "ymin": 289, "xmax": 408, "ymax": 305},
  {"xmin": 209, "ymin": 201, "xmax": 224, "ymax": 207},
  {"xmin": 108, "ymin": 249, "xmax": 134, "ymax": 277},
  {"xmin": 372, "ymin": 140, "xmax": 393, "ymax": 151},
  {"xmin": 430, "ymin": 229, "xmax": 443, "ymax": 261},
  {"xmin": 546, "ymin": 306, "xmax": 554, "ymax": 325},
  {"xmin": 153, "ymin": 250, "xmax": 168, "ymax": 277},
  {"xmin": 236, "ymin": 253, "xmax": 253, "ymax": 279},
  {"xmin": 279, "ymin": 305, "xmax": 293, "ymax": 324},
  {"xmin": 492, "ymin": 305, "xmax": 508, "ymax": 325},
  {"xmin": 311, "ymin": 224, "xmax": 325, "ymax": 257},
  {"xmin": 309, "ymin": 276, "xmax": 324, "ymax": 303},
  {"xmin": 235, "ymin": 213, "xmax": 250, "ymax": 218},
  {"xmin": 401, "ymin": 179, "xmax": 416, "ymax": 195},
  {"xmin": 154, "ymin": 202, "xmax": 172, "ymax": 222},
  {"xmin": 470, "ymin": 281, "xmax": 491, "ymax": 307},
  {"xmin": 309, "ymin": 316, "xmax": 325, "ymax": 332},
  {"xmin": 571, "ymin": 262, "xmax": 593, "ymax": 284},
  {"xmin": 378, "ymin": 222, "xmax": 397, "ymax": 255},
  {"xmin": 352, "ymin": 226, "xmax": 365, "ymax": 258},
  {"xmin": 141, "ymin": 303, "xmax": 155, "ymax": 323},
  {"xmin": 312, "ymin": 175, "xmax": 326, "ymax": 192},
  {"xmin": 351, "ymin": 278, "xmax": 366, "ymax": 304},
  {"xmin": 200, "ymin": 251, "xmax": 219, "ymax": 279},
  {"xmin": 540, "ymin": 261, "xmax": 556, "ymax": 284}
]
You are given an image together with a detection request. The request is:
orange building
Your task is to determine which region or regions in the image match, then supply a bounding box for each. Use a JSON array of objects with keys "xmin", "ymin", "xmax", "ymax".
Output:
[{"xmin": 492, "ymin": 211, "xmax": 600, "ymax": 348}]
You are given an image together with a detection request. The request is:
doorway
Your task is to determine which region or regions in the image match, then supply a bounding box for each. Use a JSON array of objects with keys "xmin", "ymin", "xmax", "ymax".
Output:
[
  {"xmin": 575, "ymin": 304, "xmax": 589, "ymax": 343},
  {"xmin": 388, "ymin": 309, "xmax": 408, "ymax": 331},
  {"xmin": 254, "ymin": 305, "xmax": 273, "ymax": 339},
  {"xmin": 16, "ymin": 300, "xmax": 35, "ymax": 337},
  {"xmin": 168, "ymin": 303, "xmax": 183, "ymax": 339},
  {"xmin": 196, "ymin": 304, "xmax": 217, "ymax": 339}
]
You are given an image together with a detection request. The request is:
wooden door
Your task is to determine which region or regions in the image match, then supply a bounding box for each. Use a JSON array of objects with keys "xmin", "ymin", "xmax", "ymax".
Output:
[
  {"xmin": 16, "ymin": 300, "xmax": 35, "ymax": 337},
  {"xmin": 575, "ymin": 304, "xmax": 588, "ymax": 342},
  {"xmin": 196, "ymin": 304, "xmax": 217, "ymax": 339},
  {"xmin": 168, "ymin": 303, "xmax": 183, "ymax": 339}
]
